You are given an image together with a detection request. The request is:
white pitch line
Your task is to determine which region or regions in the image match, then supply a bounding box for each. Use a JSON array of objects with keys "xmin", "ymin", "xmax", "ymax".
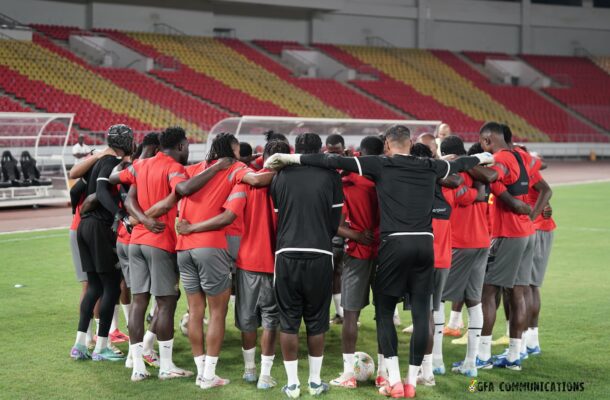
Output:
[
  {"xmin": 0, "ymin": 226, "xmax": 70, "ymax": 236},
  {"xmin": 0, "ymin": 232, "xmax": 68, "ymax": 243},
  {"xmin": 552, "ymin": 178, "xmax": 610, "ymax": 187}
]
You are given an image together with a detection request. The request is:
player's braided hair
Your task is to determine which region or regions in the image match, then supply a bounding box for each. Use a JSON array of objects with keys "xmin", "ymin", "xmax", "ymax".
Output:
[
  {"xmin": 295, "ymin": 133, "xmax": 322, "ymax": 154},
  {"xmin": 410, "ymin": 143, "xmax": 433, "ymax": 158},
  {"xmin": 206, "ymin": 132, "xmax": 238, "ymax": 161},
  {"xmin": 264, "ymin": 130, "xmax": 288, "ymax": 143},
  {"xmin": 264, "ymin": 139, "xmax": 290, "ymax": 158}
]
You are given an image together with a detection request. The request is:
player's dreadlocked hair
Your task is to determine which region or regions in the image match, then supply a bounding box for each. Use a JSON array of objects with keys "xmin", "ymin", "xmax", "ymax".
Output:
[
  {"xmin": 440, "ymin": 135, "xmax": 467, "ymax": 156},
  {"xmin": 206, "ymin": 132, "xmax": 238, "ymax": 161},
  {"xmin": 410, "ymin": 143, "xmax": 433, "ymax": 158},
  {"xmin": 295, "ymin": 133, "xmax": 322, "ymax": 154},
  {"xmin": 264, "ymin": 139, "xmax": 290, "ymax": 159}
]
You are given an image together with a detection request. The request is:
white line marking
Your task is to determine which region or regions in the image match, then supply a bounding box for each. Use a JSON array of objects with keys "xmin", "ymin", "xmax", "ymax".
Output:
[
  {"xmin": 0, "ymin": 232, "xmax": 68, "ymax": 243},
  {"xmin": 551, "ymin": 179, "xmax": 610, "ymax": 187},
  {"xmin": 561, "ymin": 227, "xmax": 610, "ymax": 233},
  {"xmin": 0, "ymin": 226, "xmax": 70, "ymax": 235}
]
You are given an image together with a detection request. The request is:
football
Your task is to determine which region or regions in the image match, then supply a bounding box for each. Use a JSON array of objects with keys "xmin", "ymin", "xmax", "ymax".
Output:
[
  {"xmin": 354, "ymin": 352, "xmax": 375, "ymax": 382},
  {"xmin": 180, "ymin": 312, "xmax": 189, "ymax": 336}
]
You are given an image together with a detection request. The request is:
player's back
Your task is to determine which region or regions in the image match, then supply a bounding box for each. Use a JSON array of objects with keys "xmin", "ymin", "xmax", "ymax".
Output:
[
  {"xmin": 271, "ymin": 165, "xmax": 342, "ymax": 254},
  {"xmin": 83, "ymin": 155, "xmax": 120, "ymax": 225}
]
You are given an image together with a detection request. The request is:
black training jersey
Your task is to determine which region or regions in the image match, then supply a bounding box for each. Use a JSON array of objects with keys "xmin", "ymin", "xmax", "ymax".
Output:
[
  {"xmin": 82, "ymin": 155, "xmax": 121, "ymax": 225},
  {"xmin": 300, "ymin": 153, "xmax": 480, "ymax": 235},
  {"xmin": 270, "ymin": 164, "xmax": 343, "ymax": 255}
]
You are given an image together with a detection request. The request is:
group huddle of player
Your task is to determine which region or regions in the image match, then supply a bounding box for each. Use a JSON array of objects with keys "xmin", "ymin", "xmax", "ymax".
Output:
[{"xmin": 67, "ymin": 121, "xmax": 555, "ymax": 399}]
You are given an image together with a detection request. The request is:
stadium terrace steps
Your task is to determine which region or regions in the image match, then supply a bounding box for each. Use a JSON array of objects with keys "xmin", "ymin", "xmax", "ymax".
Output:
[
  {"xmin": 521, "ymin": 54, "xmax": 610, "ymax": 131},
  {"xmin": 0, "ymin": 93, "xmax": 36, "ymax": 112},
  {"xmin": 314, "ymin": 43, "xmax": 483, "ymax": 136},
  {"xmin": 340, "ymin": 45, "xmax": 545, "ymax": 141},
  {"xmin": 226, "ymin": 39, "xmax": 404, "ymax": 120},
  {"xmin": 251, "ymin": 39, "xmax": 307, "ymax": 55},
  {"xmin": 431, "ymin": 50, "xmax": 604, "ymax": 142},
  {"xmin": 129, "ymin": 32, "xmax": 346, "ymax": 118},
  {"xmin": 592, "ymin": 56, "xmax": 610, "ymax": 76},
  {"xmin": 462, "ymin": 51, "xmax": 514, "ymax": 66}
]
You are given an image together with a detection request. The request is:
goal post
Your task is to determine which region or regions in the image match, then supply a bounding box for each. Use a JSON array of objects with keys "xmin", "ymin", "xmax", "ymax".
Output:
[
  {"xmin": 208, "ymin": 116, "xmax": 442, "ymax": 153},
  {"xmin": 0, "ymin": 112, "xmax": 75, "ymax": 207}
]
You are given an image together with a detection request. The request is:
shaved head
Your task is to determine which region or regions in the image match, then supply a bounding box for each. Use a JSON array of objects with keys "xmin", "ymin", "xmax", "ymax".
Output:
[{"xmin": 436, "ymin": 123, "xmax": 451, "ymax": 140}]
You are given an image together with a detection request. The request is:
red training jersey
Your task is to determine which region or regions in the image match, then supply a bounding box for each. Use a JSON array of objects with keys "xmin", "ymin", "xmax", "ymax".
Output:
[
  {"xmin": 527, "ymin": 171, "xmax": 556, "ymax": 232},
  {"xmin": 176, "ymin": 160, "xmax": 248, "ymax": 251},
  {"xmin": 450, "ymin": 173, "xmax": 491, "ymax": 249},
  {"xmin": 342, "ymin": 172, "xmax": 379, "ymax": 260},
  {"xmin": 118, "ymin": 152, "xmax": 187, "ymax": 253}
]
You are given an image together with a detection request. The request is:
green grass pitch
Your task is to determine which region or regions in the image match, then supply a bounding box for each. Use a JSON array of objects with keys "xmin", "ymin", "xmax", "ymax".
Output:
[{"xmin": 1, "ymin": 183, "xmax": 609, "ymax": 399}]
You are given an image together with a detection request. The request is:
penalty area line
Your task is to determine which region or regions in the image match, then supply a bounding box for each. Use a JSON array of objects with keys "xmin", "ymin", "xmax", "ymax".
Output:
[{"xmin": 0, "ymin": 226, "xmax": 70, "ymax": 236}]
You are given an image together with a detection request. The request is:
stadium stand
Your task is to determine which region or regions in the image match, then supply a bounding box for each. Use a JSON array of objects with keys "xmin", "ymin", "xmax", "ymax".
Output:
[
  {"xmin": 251, "ymin": 39, "xmax": 307, "ymax": 55},
  {"xmin": 431, "ymin": 50, "xmax": 605, "ymax": 142},
  {"xmin": 462, "ymin": 51, "xmax": 514, "ymax": 65},
  {"xmin": 229, "ymin": 39, "xmax": 404, "ymax": 119},
  {"xmin": 522, "ymin": 54, "xmax": 610, "ymax": 131}
]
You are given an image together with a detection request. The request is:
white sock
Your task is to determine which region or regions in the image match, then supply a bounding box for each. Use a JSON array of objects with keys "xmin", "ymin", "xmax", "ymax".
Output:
[
  {"xmin": 158, "ymin": 339, "xmax": 174, "ymax": 371},
  {"xmin": 333, "ymin": 294, "xmax": 343, "ymax": 318},
  {"xmin": 121, "ymin": 303, "xmax": 131, "ymax": 327},
  {"xmin": 243, "ymin": 347, "xmax": 256, "ymax": 370},
  {"xmin": 377, "ymin": 354, "xmax": 387, "ymax": 377},
  {"xmin": 528, "ymin": 327, "xmax": 539, "ymax": 348},
  {"xmin": 520, "ymin": 331, "xmax": 529, "ymax": 354},
  {"xmin": 284, "ymin": 360, "xmax": 299, "ymax": 387},
  {"xmin": 448, "ymin": 311, "xmax": 462, "ymax": 329},
  {"xmin": 343, "ymin": 353, "xmax": 355, "ymax": 375},
  {"xmin": 131, "ymin": 342, "xmax": 146, "ymax": 373},
  {"xmin": 194, "ymin": 354, "xmax": 206, "ymax": 377},
  {"xmin": 143, "ymin": 330, "xmax": 156, "ymax": 354},
  {"xmin": 94, "ymin": 336, "xmax": 108, "ymax": 353},
  {"xmin": 308, "ymin": 355, "xmax": 323, "ymax": 385},
  {"xmin": 432, "ymin": 310, "xmax": 445, "ymax": 367},
  {"xmin": 86, "ymin": 320, "xmax": 93, "ymax": 344},
  {"xmin": 385, "ymin": 356, "xmax": 401, "ymax": 386},
  {"xmin": 204, "ymin": 355, "xmax": 218, "ymax": 380},
  {"xmin": 407, "ymin": 364, "xmax": 419, "ymax": 387},
  {"xmin": 421, "ymin": 354, "xmax": 433, "ymax": 379},
  {"xmin": 505, "ymin": 323, "xmax": 510, "ymax": 337},
  {"xmin": 109, "ymin": 305, "xmax": 119, "ymax": 333},
  {"xmin": 75, "ymin": 331, "xmax": 87, "ymax": 347},
  {"xmin": 261, "ymin": 354, "xmax": 274, "ymax": 377},
  {"xmin": 95, "ymin": 318, "xmax": 100, "ymax": 337},
  {"xmin": 466, "ymin": 304, "xmax": 483, "ymax": 365},
  {"xmin": 508, "ymin": 338, "xmax": 521, "ymax": 362},
  {"xmin": 479, "ymin": 335, "xmax": 492, "ymax": 361}
]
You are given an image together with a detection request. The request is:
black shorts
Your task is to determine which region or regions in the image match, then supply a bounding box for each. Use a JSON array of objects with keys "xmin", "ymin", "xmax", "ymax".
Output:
[
  {"xmin": 77, "ymin": 217, "xmax": 118, "ymax": 274},
  {"xmin": 375, "ymin": 234, "xmax": 434, "ymax": 298},
  {"xmin": 274, "ymin": 252, "xmax": 333, "ymax": 336}
]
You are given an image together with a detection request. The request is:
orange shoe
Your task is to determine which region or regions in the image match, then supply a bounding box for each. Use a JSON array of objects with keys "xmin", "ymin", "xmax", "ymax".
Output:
[
  {"xmin": 443, "ymin": 326, "xmax": 462, "ymax": 337},
  {"xmin": 404, "ymin": 384, "xmax": 416, "ymax": 398},
  {"xmin": 379, "ymin": 382, "xmax": 404, "ymax": 398},
  {"xmin": 109, "ymin": 329, "xmax": 129, "ymax": 343},
  {"xmin": 375, "ymin": 375, "xmax": 388, "ymax": 388},
  {"xmin": 330, "ymin": 373, "xmax": 357, "ymax": 389}
]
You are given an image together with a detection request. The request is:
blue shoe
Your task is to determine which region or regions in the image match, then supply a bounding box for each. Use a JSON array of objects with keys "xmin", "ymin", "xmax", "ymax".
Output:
[
  {"xmin": 432, "ymin": 364, "xmax": 446, "ymax": 375},
  {"xmin": 92, "ymin": 347, "xmax": 125, "ymax": 362},
  {"xmin": 282, "ymin": 384, "xmax": 300, "ymax": 398},
  {"xmin": 452, "ymin": 357, "xmax": 492, "ymax": 370},
  {"xmin": 308, "ymin": 381, "xmax": 329, "ymax": 396},
  {"xmin": 243, "ymin": 368, "xmax": 257, "ymax": 383},
  {"xmin": 520, "ymin": 351, "xmax": 529, "ymax": 361},
  {"xmin": 493, "ymin": 357, "xmax": 522, "ymax": 371},
  {"xmin": 257, "ymin": 375, "xmax": 277, "ymax": 389},
  {"xmin": 492, "ymin": 348, "xmax": 509, "ymax": 361},
  {"xmin": 527, "ymin": 346, "xmax": 541, "ymax": 356},
  {"xmin": 70, "ymin": 344, "xmax": 91, "ymax": 360},
  {"xmin": 451, "ymin": 360, "xmax": 478, "ymax": 377}
]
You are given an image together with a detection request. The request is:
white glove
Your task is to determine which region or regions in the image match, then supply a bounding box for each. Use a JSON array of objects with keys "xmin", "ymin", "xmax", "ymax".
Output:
[
  {"xmin": 472, "ymin": 152, "xmax": 495, "ymax": 166},
  {"xmin": 263, "ymin": 153, "xmax": 302, "ymax": 170}
]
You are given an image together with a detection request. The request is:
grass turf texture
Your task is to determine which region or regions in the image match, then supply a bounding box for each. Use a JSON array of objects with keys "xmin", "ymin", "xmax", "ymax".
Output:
[{"xmin": 1, "ymin": 182, "xmax": 608, "ymax": 399}]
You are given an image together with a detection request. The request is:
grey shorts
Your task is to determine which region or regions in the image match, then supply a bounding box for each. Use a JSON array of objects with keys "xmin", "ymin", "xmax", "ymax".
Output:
[
  {"xmin": 116, "ymin": 242, "xmax": 131, "ymax": 288},
  {"xmin": 70, "ymin": 230, "xmax": 87, "ymax": 282},
  {"xmin": 485, "ymin": 235, "xmax": 535, "ymax": 288},
  {"xmin": 129, "ymin": 244, "xmax": 179, "ymax": 297},
  {"xmin": 341, "ymin": 255, "xmax": 375, "ymax": 311},
  {"xmin": 431, "ymin": 268, "xmax": 450, "ymax": 311},
  {"xmin": 235, "ymin": 269, "xmax": 279, "ymax": 332},
  {"xmin": 177, "ymin": 247, "xmax": 233, "ymax": 296},
  {"xmin": 531, "ymin": 230, "xmax": 554, "ymax": 287},
  {"xmin": 227, "ymin": 235, "xmax": 240, "ymax": 273},
  {"xmin": 443, "ymin": 248, "xmax": 489, "ymax": 303}
]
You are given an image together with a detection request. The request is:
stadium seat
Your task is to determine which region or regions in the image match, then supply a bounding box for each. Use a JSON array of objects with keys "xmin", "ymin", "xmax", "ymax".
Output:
[
  {"xmin": 20, "ymin": 151, "xmax": 52, "ymax": 186},
  {"xmin": 1, "ymin": 150, "xmax": 25, "ymax": 187}
]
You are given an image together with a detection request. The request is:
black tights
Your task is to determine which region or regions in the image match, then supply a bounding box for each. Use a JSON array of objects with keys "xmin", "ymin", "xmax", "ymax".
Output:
[
  {"xmin": 376, "ymin": 292, "xmax": 430, "ymax": 366},
  {"xmin": 78, "ymin": 269, "xmax": 122, "ymax": 337}
]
